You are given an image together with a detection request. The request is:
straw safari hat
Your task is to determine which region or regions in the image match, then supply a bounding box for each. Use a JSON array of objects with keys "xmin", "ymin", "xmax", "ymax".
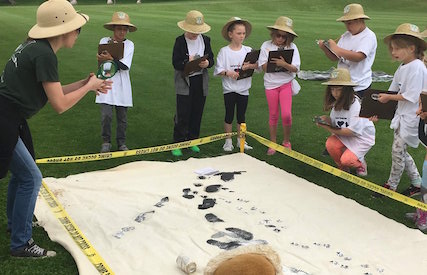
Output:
[
  {"xmin": 383, "ymin": 23, "xmax": 427, "ymax": 48},
  {"xmin": 177, "ymin": 10, "xmax": 211, "ymax": 34},
  {"xmin": 336, "ymin": 3, "xmax": 370, "ymax": 22},
  {"xmin": 28, "ymin": 0, "xmax": 89, "ymax": 39},
  {"xmin": 104, "ymin": 12, "xmax": 137, "ymax": 32},
  {"xmin": 322, "ymin": 68, "xmax": 357, "ymax": 86},
  {"xmin": 221, "ymin": 17, "xmax": 252, "ymax": 41},
  {"xmin": 267, "ymin": 16, "xmax": 298, "ymax": 37}
]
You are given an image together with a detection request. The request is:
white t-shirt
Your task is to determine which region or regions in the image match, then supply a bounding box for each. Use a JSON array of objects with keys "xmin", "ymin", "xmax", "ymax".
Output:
[
  {"xmin": 337, "ymin": 27, "xmax": 377, "ymax": 92},
  {"xmin": 389, "ymin": 59, "xmax": 427, "ymax": 148},
  {"xmin": 214, "ymin": 45, "xmax": 253, "ymax": 95},
  {"xmin": 330, "ymin": 99, "xmax": 376, "ymax": 160},
  {"xmin": 95, "ymin": 37, "xmax": 134, "ymax": 107},
  {"xmin": 258, "ymin": 40, "xmax": 300, "ymax": 90},
  {"xmin": 185, "ymin": 35, "xmax": 205, "ymax": 77}
]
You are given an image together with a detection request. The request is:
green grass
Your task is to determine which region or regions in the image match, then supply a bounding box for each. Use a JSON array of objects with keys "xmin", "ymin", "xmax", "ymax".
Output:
[{"xmin": 1, "ymin": 0, "xmax": 427, "ymax": 273}]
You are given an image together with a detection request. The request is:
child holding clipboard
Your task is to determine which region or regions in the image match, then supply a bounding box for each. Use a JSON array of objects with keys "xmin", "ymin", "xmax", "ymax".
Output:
[
  {"xmin": 214, "ymin": 17, "xmax": 258, "ymax": 151},
  {"xmin": 371, "ymin": 23, "xmax": 427, "ymax": 198},
  {"xmin": 171, "ymin": 10, "xmax": 214, "ymax": 157},
  {"xmin": 315, "ymin": 68, "xmax": 375, "ymax": 175},
  {"xmin": 258, "ymin": 16, "xmax": 301, "ymax": 155},
  {"xmin": 96, "ymin": 12, "xmax": 137, "ymax": 153}
]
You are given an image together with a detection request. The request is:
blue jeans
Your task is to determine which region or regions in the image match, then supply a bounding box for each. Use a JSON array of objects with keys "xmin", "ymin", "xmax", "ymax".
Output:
[{"xmin": 7, "ymin": 138, "xmax": 42, "ymax": 250}]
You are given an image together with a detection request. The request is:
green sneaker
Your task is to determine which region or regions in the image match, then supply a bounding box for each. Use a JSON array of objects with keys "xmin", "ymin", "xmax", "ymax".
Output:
[
  {"xmin": 171, "ymin": 149, "xmax": 183, "ymax": 156},
  {"xmin": 190, "ymin": 146, "xmax": 200, "ymax": 153}
]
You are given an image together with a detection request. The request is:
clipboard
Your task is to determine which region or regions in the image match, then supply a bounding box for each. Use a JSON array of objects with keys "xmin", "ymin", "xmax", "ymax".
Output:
[
  {"xmin": 359, "ymin": 89, "xmax": 398, "ymax": 120},
  {"xmin": 421, "ymin": 92, "xmax": 427, "ymax": 112},
  {"xmin": 236, "ymin": 50, "xmax": 260, "ymax": 80},
  {"xmin": 266, "ymin": 49, "xmax": 294, "ymax": 73},
  {"xmin": 98, "ymin": 42, "xmax": 124, "ymax": 65},
  {"xmin": 183, "ymin": 54, "xmax": 208, "ymax": 77}
]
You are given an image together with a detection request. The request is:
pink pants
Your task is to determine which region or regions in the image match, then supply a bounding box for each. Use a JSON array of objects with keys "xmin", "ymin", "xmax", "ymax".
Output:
[
  {"xmin": 326, "ymin": 135, "xmax": 362, "ymax": 170},
  {"xmin": 265, "ymin": 82, "xmax": 292, "ymax": 127}
]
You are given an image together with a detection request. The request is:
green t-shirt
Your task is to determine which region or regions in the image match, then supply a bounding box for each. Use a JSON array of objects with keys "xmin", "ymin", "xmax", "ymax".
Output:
[{"xmin": 0, "ymin": 39, "xmax": 59, "ymax": 118}]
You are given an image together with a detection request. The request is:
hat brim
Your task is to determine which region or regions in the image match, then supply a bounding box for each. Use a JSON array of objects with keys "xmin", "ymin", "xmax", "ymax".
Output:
[
  {"xmin": 321, "ymin": 80, "xmax": 357, "ymax": 86},
  {"xmin": 267, "ymin": 26, "xmax": 298, "ymax": 37},
  {"xmin": 383, "ymin": 33, "xmax": 427, "ymax": 49},
  {"xmin": 177, "ymin": 21, "xmax": 211, "ymax": 34},
  {"xmin": 221, "ymin": 20, "xmax": 252, "ymax": 41},
  {"xmin": 336, "ymin": 15, "xmax": 370, "ymax": 22},
  {"xmin": 28, "ymin": 12, "xmax": 89, "ymax": 39},
  {"xmin": 104, "ymin": 23, "xmax": 137, "ymax": 32}
]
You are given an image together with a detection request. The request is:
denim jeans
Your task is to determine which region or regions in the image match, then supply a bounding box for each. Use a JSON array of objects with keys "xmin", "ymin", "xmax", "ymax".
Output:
[{"xmin": 7, "ymin": 138, "xmax": 42, "ymax": 250}]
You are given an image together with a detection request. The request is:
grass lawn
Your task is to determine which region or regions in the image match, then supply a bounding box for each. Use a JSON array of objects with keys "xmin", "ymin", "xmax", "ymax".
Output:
[{"xmin": 0, "ymin": 0, "xmax": 426, "ymax": 273}]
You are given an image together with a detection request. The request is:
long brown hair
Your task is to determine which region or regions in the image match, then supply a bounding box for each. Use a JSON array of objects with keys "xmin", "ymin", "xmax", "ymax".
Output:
[{"xmin": 323, "ymin": 86, "xmax": 355, "ymax": 111}]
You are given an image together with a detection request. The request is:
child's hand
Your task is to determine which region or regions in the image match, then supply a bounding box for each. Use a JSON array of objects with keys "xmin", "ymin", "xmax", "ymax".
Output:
[
  {"xmin": 242, "ymin": 62, "xmax": 257, "ymax": 71},
  {"xmin": 97, "ymin": 50, "xmax": 113, "ymax": 62},
  {"xmin": 377, "ymin": 93, "xmax": 390, "ymax": 103},
  {"xmin": 326, "ymin": 39, "xmax": 338, "ymax": 51},
  {"xmin": 271, "ymin": 56, "xmax": 288, "ymax": 68},
  {"xmin": 368, "ymin": 116, "xmax": 379, "ymax": 122},
  {"xmin": 420, "ymin": 112, "xmax": 427, "ymax": 121},
  {"xmin": 199, "ymin": 59, "xmax": 209, "ymax": 68}
]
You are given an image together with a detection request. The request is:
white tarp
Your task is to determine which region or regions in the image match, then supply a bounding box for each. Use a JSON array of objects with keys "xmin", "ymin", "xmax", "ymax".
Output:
[{"xmin": 35, "ymin": 154, "xmax": 427, "ymax": 274}]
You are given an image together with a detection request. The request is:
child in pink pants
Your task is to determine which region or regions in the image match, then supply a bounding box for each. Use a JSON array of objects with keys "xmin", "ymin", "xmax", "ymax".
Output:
[
  {"xmin": 258, "ymin": 16, "xmax": 301, "ymax": 155},
  {"xmin": 316, "ymin": 68, "xmax": 375, "ymax": 176}
]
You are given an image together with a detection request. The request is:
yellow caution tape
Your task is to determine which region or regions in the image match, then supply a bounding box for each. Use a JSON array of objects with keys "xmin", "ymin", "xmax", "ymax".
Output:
[
  {"xmin": 245, "ymin": 131, "xmax": 427, "ymax": 211},
  {"xmin": 40, "ymin": 181, "xmax": 114, "ymax": 275},
  {"xmin": 36, "ymin": 133, "xmax": 236, "ymax": 164}
]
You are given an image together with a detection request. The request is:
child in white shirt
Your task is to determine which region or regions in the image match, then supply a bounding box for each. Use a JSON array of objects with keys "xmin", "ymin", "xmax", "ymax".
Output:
[
  {"xmin": 258, "ymin": 16, "xmax": 301, "ymax": 155},
  {"xmin": 214, "ymin": 17, "xmax": 258, "ymax": 152},
  {"xmin": 371, "ymin": 23, "xmax": 427, "ymax": 198},
  {"xmin": 316, "ymin": 68, "xmax": 375, "ymax": 175},
  {"xmin": 318, "ymin": 3, "xmax": 377, "ymax": 98},
  {"xmin": 96, "ymin": 12, "xmax": 137, "ymax": 153}
]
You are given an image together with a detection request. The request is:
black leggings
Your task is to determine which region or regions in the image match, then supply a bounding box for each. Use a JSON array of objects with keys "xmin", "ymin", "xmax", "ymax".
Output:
[{"xmin": 224, "ymin": 92, "xmax": 248, "ymax": 124}]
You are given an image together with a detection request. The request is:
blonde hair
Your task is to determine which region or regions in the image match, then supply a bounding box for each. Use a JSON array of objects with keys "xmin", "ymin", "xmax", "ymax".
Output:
[{"xmin": 387, "ymin": 34, "xmax": 426, "ymax": 61}]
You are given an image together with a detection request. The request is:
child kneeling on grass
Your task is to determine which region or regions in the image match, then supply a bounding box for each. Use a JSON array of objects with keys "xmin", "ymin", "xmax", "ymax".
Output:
[
  {"xmin": 315, "ymin": 68, "xmax": 375, "ymax": 176},
  {"xmin": 214, "ymin": 17, "xmax": 258, "ymax": 152},
  {"xmin": 371, "ymin": 23, "xmax": 426, "ymax": 198}
]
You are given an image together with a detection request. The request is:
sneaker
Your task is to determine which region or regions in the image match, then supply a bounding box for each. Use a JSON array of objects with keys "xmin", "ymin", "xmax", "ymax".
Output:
[
  {"xmin": 282, "ymin": 141, "xmax": 291, "ymax": 150},
  {"xmin": 401, "ymin": 185, "xmax": 421, "ymax": 197},
  {"xmin": 267, "ymin": 148, "xmax": 276, "ymax": 155},
  {"xmin": 171, "ymin": 149, "xmax": 182, "ymax": 157},
  {"xmin": 118, "ymin": 144, "xmax": 129, "ymax": 151},
  {"xmin": 10, "ymin": 238, "xmax": 56, "ymax": 258},
  {"xmin": 100, "ymin": 142, "xmax": 111, "ymax": 153},
  {"xmin": 371, "ymin": 183, "xmax": 394, "ymax": 198},
  {"xmin": 223, "ymin": 139, "xmax": 234, "ymax": 152},
  {"xmin": 236, "ymin": 139, "xmax": 253, "ymax": 150},
  {"xmin": 106, "ymin": 0, "xmax": 113, "ymax": 4},
  {"xmin": 405, "ymin": 212, "xmax": 417, "ymax": 222},
  {"xmin": 416, "ymin": 208, "xmax": 427, "ymax": 231},
  {"xmin": 356, "ymin": 159, "xmax": 368, "ymax": 177},
  {"xmin": 190, "ymin": 146, "xmax": 200, "ymax": 153}
]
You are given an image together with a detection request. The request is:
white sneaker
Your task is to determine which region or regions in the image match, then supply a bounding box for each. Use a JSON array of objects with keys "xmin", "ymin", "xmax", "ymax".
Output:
[
  {"xmin": 107, "ymin": 0, "xmax": 113, "ymax": 4},
  {"xmin": 356, "ymin": 159, "xmax": 368, "ymax": 177},
  {"xmin": 223, "ymin": 139, "xmax": 234, "ymax": 152},
  {"xmin": 136, "ymin": 0, "xmax": 141, "ymax": 3},
  {"xmin": 236, "ymin": 139, "xmax": 253, "ymax": 150}
]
